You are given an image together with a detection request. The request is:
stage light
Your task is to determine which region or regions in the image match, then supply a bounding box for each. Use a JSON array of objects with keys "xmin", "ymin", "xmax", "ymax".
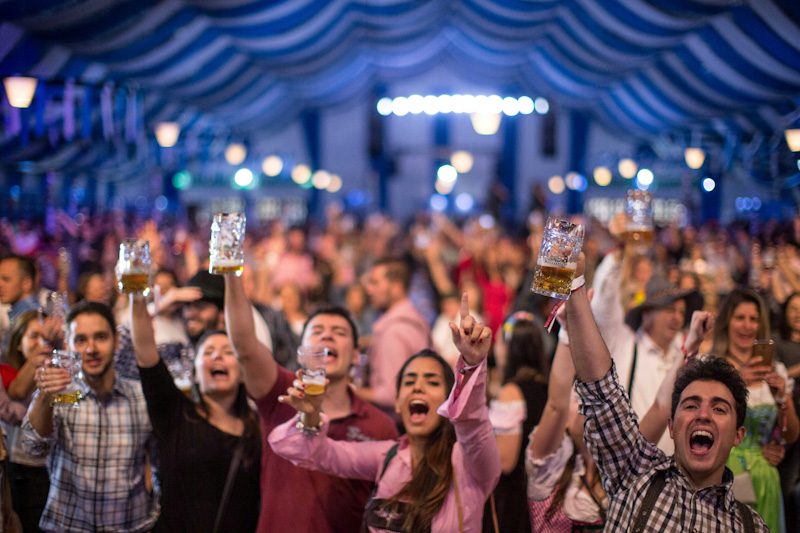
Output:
[
  {"xmin": 455, "ymin": 193, "xmax": 474, "ymax": 212},
  {"xmin": 225, "ymin": 143, "xmax": 247, "ymax": 165},
  {"xmin": 437, "ymin": 94, "xmax": 453, "ymax": 113},
  {"xmin": 3, "ymin": 76, "xmax": 38, "ymax": 108},
  {"xmin": 534, "ymin": 97, "xmax": 550, "ymax": 114},
  {"xmin": 435, "ymin": 178, "xmax": 455, "ymax": 195},
  {"xmin": 155, "ymin": 122, "xmax": 180, "ymax": 148},
  {"xmin": 702, "ymin": 177, "xmax": 716, "ymax": 192},
  {"xmin": 423, "ymin": 95, "xmax": 438, "ymax": 115},
  {"xmin": 637, "ymin": 168, "xmax": 654, "ymax": 186},
  {"xmin": 408, "ymin": 94, "xmax": 424, "ymax": 114},
  {"xmin": 391, "ymin": 97, "xmax": 409, "ymax": 116}
]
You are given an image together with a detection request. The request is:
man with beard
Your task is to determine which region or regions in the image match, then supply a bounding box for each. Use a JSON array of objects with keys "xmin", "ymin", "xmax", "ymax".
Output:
[{"xmin": 21, "ymin": 301, "xmax": 158, "ymax": 532}]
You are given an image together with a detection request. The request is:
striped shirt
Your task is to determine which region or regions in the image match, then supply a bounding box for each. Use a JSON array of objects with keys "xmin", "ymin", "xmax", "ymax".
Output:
[
  {"xmin": 21, "ymin": 378, "xmax": 158, "ymax": 533},
  {"xmin": 575, "ymin": 363, "xmax": 768, "ymax": 532}
]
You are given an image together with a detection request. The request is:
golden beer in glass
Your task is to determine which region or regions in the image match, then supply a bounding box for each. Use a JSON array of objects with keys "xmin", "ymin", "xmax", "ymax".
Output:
[
  {"xmin": 209, "ymin": 213, "xmax": 246, "ymax": 277},
  {"xmin": 625, "ymin": 190, "xmax": 654, "ymax": 252},
  {"xmin": 531, "ymin": 218, "xmax": 584, "ymax": 300},
  {"xmin": 298, "ymin": 345, "xmax": 328, "ymax": 396},
  {"xmin": 116, "ymin": 239, "xmax": 152, "ymax": 295},
  {"xmin": 50, "ymin": 350, "xmax": 85, "ymax": 408}
]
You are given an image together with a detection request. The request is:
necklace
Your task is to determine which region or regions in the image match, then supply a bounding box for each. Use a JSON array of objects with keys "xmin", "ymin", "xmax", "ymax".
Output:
[{"xmin": 726, "ymin": 351, "xmax": 751, "ymax": 368}]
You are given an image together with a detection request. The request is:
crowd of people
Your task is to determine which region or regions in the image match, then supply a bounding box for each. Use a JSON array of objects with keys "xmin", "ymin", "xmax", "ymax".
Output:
[{"xmin": 0, "ymin": 204, "xmax": 798, "ymax": 532}]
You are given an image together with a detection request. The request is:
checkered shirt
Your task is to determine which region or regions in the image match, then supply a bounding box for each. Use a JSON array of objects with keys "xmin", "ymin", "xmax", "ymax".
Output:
[
  {"xmin": 575, "ymin": 363, "xmax": 768, "ymax": 532},
  {"xmin": 20, "ymin": 378, "xmax": 158, "ymax": 533}
]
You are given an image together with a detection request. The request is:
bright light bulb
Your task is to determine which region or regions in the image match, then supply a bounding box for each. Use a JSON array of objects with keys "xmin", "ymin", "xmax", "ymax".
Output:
[
  {"xmin": 502, "ymin": 97, "xmax": 519, "ymax": 116},
  {"xmin": 3, "ymin": 76, "xmax": 38, "ymax": 108},
  {"xmin": 311, "ymin": 170, "xmax": 332, "ymax": 190},
  {"xmin": 618, "ymin": 159, "xmax": 638, "ymax": 179},
  {"xmin": 702, "ymin": 177, "xmax": 716, "ymax": 192},
  {"xmin": 450, "ymin": 150, "xmax": 474, "ymax": 174},
  {"xmin": 684, "ymin": 147, "xmax": 706, "ymax": 169},
  {"xmin": 225, "ymin": 143, "xmax": 247, "ymax": 165},
  {"xmin": 437, "ymin": 164, "xmax": 458, "ymax": 184},
  {"xmin": 408, "ymin": 94, "xmax": 424, "ymax": 114},
  {"xmin": 392, "ymin": 97, "xmax": 409, "ymax": 116},
  {"xmin": 518, "ymin": 96, "xmax": 534, "ymax": 115},
  {"xmin": 234, "ymin": 168, "xmax": 254, "ymax": 188},
  {"xmin": 291, "ymin": 164, "xmax": 311, "ymax": 184},
  {"xmin": 785, "ymin": 129, "xmax": 800, "ymax": 152},
  {"xmin": 548, "ymin": 175, "xmax": 565, "ymax": 194},
  {"xmin": 262, "ymin": 155, "xmax": 283, "ymax": 177},
  {"xmin": 637, "ymin": 168, "xmax": 654, "ymax": 186},
  {"xmin": 470, "ymin": 112, "xmax": 501, "ymax": 135},
  {"xmin": 376, "ymin": 98, "xmax": 392, "ymax": 116},
  {"xmin": 455, "ymin": 193, "xmax": 474, "ymax": 212},
  {"xmin": 534, "ymin": 97, "xmax": 550, "ymax": 114},
  {"xmin": 327, "ymin": 174, "xmax": 343, "ymax": 193},
  {"xmin": 155, "ymin": 122, "xmax": 180, "ymax": 148},
  {"xmin": 435, "ymin": 178, "xmax": 455, "ymax": 195},
  {"xmin": 593, "ymin": 166, "xmax": 612, "ymax": 186}
]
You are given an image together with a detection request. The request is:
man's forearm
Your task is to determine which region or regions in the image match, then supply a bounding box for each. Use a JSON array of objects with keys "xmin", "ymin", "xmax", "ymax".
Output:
[
  {"xmin": 565, "ymin": 286, "xmax": 613, "ymax": 383},
  {"xmin": 28, "ymin": 393, "xmax": 55, "ymax": 438}
]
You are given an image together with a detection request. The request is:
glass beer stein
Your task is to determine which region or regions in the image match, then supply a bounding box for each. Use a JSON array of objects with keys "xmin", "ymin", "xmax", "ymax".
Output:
[
  {"xmin": 531, "ymin": 217, "xmax": 584, "ymax": 300},
  {"xmin": 209, "ymin": 213, "xmax": 246, "ymax": 276}
]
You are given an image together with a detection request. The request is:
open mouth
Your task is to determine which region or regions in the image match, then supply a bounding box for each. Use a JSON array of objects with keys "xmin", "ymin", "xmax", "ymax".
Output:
[
  {"xmin": 408, "ymin": 399, "xmax": 429, "ymax": 424},
  {"xmin": 210, "ymin": 368, "xmax": 229, "ymax": 378},
  {"xmin": 689, "ymin": 429, "xmax": 715, "ymax": 455},
  {"xmin": 325, "ymin": 348, "xmax": 338, "ymax": 362}
]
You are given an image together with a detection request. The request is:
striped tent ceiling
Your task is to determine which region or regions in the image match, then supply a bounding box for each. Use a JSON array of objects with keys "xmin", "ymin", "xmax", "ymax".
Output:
[{"xmin": 1, "ymin": 0, "xmax": 800, "ymax": 169}]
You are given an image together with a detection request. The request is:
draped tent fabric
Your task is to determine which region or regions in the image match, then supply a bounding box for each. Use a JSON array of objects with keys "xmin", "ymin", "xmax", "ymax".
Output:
[{"xmin": 0, "ymin": 0, "xmax": 799, "ymax": 173}]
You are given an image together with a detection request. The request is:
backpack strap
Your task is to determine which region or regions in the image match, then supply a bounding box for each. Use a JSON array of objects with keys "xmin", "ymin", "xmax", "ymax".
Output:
[
  {"xmin": 735, "ymin": 501, "xmax": 755, "ymax": 533},
  {"xmin": 631, "ymin": 469, "xmax": 667, "ymax": 533},
  {"xmin": 378, "ymin": 443, "xmax": 399, "ymax": 480}
]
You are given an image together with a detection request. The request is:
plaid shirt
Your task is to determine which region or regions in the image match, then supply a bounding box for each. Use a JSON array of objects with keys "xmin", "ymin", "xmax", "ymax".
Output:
[
  {"xmin": 21, "ymin": 378, "xmax": 158, "ymax": 533},
  {"xmin": 575, "ymin": 363, "xmax": 768, "ymax": 532}
]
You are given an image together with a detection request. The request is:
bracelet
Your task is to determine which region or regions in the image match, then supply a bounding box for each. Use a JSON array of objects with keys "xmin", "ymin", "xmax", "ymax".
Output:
[
  {"xmin": 459, "ymin": 359, "xmax": 481, "ymax": 375},
  {"xmin": 295, "ymin": 414, "xmax": 323, "ymax": 437},
  {"xmin": 571, "ymin": 275, "xmax": 586, "ymax": 292}
]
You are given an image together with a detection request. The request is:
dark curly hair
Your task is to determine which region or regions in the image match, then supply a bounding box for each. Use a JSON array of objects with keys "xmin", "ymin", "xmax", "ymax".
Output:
[{"xmin": 671, "ymin": 356, "xmax": 748, "ymax": 428}]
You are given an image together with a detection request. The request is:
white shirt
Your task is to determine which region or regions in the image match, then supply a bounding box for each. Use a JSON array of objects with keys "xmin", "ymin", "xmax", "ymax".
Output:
[{"xmin": 590, "ymin": 252, "xmax": 682, "ymax": 454}]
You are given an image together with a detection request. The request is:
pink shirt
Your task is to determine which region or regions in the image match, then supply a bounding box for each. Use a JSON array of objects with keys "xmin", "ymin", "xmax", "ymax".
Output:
[
  {"xmin": 368, "ymin": 298, "xmax": 430, "ymax": 408},
  {"xmin": 268, "ymin": 358, "xmax": 500, "ymax": 532}
]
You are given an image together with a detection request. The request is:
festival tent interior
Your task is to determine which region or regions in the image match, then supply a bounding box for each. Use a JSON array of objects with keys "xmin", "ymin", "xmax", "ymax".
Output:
[{"xmin": 1, "ymin": 0, "xmax": 799, "ymax": 225}]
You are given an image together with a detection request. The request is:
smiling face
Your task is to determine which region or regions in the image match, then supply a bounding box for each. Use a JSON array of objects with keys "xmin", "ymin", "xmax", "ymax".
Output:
[
  {"xmin": 669, "ymin": 379, "xmax": 744, "ymax": 488},
  {"xmin": 300, "ymin": 313, "xmax": 355, "ymax": 381},
  {"xmin": 643, "ymin": 299, "xmax": 686, "ymax": 347},
  {"xmin": 728, "ymin": 302, "xmax": 760, "ymax": 355},
  {"xmin": 69, "ymin": 312, "xmax": 116, "ymax": 384},
  {"xmin": 20, "ymin": 319, "xmax": 53, "ymax": 361},
  {"xmin": 194, "ymin": 333, "xmax": 241, "ymax": 397},
  {"xmin": 395, "ymin": 356, "xmax": 448, "ymax": 440},
  {"xmin": 785, "ymin": 295, "xmax": 800, "ymax": 337},
  {"xmin": 182, "ymin": 301, "xmax": 222, "ymax": 341}
]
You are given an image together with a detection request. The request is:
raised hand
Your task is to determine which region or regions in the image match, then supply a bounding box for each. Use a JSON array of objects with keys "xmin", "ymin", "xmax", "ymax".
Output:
[
  {"xmin": 277, "ymin": 370, "xmax": 327, "ymax": 417},
  {"xmin": 34, "ymin": 365, "xmax": 72, "ymax": 399},
  {"xmin": 684, "ymin": 311, "xmax": 714, "ymax": 358},
  {"xmin": 448, "ymin": 292, "xmax": 492, "ymax": 366}
]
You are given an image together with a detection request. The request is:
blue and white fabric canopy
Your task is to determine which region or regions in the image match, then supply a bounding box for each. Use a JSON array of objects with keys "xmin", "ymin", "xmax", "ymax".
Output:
[{"xmin": 1, "ymin": 0, "xmax": 799, "ymax": 168}]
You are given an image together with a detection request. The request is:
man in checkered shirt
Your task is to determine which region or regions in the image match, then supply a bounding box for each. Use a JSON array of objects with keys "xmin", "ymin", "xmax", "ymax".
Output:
[
  {"xmin": 564, "ymin": 258, "xmax": 768, "ymax": 532},
  {"xmin": 21, "ymin": 301, "xmax": 158, "ymax": 532}
]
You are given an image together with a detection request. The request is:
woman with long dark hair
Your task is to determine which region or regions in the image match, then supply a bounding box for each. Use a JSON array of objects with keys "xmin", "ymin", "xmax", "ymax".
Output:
[
  {"xmin": 3, "ymin": 310, "xmax": 55, "ymax": 532},
  {"xmin": 269, "ymin": 293, "xmax": 499, "ymax": 532},
  {"xmin": 483, "ymin": 311, "xmax": 548, "ymax": 532},
  {"xmin": 712, "ymin": 288, "xmax": 799, "ymax": 533},
  {"xmin": 130, "ymin": 294, "xmax": 261, "ymax": 532}
]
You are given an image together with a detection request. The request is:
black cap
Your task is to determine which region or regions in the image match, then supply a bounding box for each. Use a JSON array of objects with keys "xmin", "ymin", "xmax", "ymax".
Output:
[{"xmin": 186, "ymin": 271, "xmax": 225, "ymax": 309}]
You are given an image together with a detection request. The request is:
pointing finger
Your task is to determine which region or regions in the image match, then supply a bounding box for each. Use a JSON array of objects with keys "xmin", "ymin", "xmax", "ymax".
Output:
[{"xmin": 460, "ymin": 291, "xmax": 469, "ymax": 320}]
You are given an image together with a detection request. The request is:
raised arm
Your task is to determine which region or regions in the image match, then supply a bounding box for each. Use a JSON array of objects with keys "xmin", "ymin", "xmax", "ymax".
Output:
[
  {"xmin": 529, "ymin": 341, "xmax": 575, "ymax": 458},
  {"xmin": 224, "ymin": 273, "xmax": 277, "ymax": 399},
  {"xmin": 566, "ymin": 259, "xmax": 613, "ymax": 382},
  {"xmin": 129, "ymin": 295, "xmax": 159, "ymax": 368}
]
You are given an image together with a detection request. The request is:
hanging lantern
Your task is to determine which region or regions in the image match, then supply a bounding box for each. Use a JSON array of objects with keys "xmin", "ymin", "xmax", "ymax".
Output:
[
  {"xmin": 470, "ymin": 112, "xmax": 501, "ymax": 135},
  {"xmin": 3, "ymin": 76, "xmax": 38, "ymax": 108},
  {"xmin": 785, "ymin": 129, "xmax": 800, "ymax": 152},
  {"xmin": 155, "ymin": 122, "xmax": 180, "ymax": 148},
  {"xmin": 684, "ymin": 147, "xmax": 706, "ymax": 169}
]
